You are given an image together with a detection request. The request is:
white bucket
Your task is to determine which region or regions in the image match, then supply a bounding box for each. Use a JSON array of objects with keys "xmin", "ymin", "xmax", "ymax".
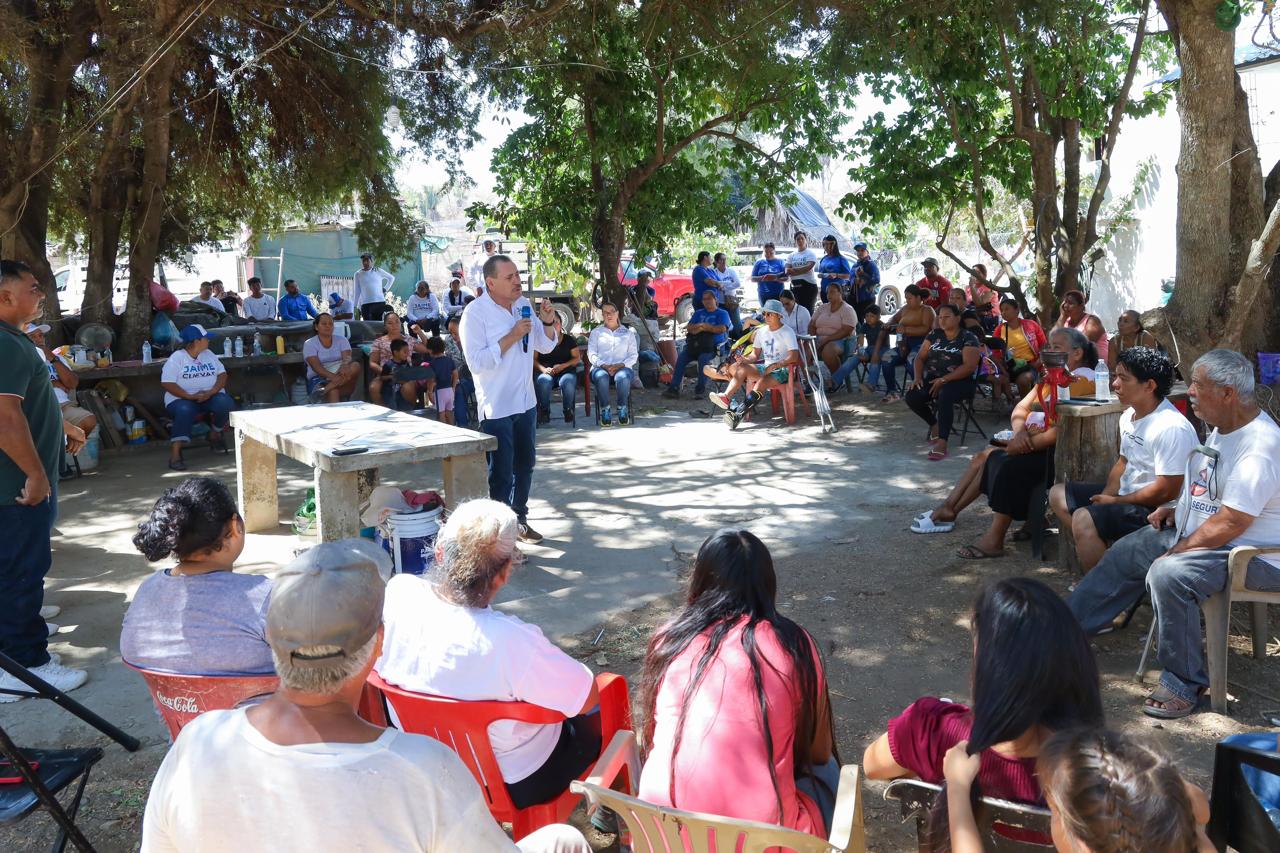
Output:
[
  {"xmin": 375, "ymin": 507, "xmax": 443, "ymax": 575},
  {"xmin": 290, "ymin": 378, "xmax": 310, "ymax": 405},
  {"xmin": 74, "ymin": 427, "xmax": 101, "ymax": 471}
]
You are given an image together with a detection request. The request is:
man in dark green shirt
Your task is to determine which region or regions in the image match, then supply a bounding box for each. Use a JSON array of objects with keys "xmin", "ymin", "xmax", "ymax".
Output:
[{"xmin": 0, "ymin": 259, "xmax": 88, "ymax": 697}]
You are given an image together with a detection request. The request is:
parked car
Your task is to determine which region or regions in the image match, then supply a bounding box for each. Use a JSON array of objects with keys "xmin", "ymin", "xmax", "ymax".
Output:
[{"xmin": 618, "ymin": 254, "xmax": 694, "ymax": 322}]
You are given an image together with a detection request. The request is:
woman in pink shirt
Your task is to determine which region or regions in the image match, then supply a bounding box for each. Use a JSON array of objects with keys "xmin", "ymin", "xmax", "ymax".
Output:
[
  {"xmin": 1054, "ymin": 289, "xmax": 1109, "ymax": 363},
  {"xmin": 638, "ymin": 530, "xmax": 837, "ymax": 836}
]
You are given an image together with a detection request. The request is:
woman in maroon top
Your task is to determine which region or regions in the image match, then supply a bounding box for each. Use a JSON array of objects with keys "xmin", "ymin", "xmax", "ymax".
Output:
[{"xmin": 863, "ymin": 577, "xmax": 1103, "ymax": 842}]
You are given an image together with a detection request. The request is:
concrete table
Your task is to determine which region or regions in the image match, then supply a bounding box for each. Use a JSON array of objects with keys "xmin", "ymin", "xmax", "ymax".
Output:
[{"xmin": 230, "ymin": 402, "xmax": 496, "ymax": 541}]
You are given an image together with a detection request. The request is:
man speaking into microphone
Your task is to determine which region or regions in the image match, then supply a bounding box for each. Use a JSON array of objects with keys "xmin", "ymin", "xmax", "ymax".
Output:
[{"xmin": 459, "ymin": 254, "xmax": 559, "ymax": 543}]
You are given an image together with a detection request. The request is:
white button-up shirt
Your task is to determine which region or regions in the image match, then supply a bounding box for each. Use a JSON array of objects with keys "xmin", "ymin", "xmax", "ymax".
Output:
[
  {"xmin": 353, "ymin": 267, "xmax": 395, "ymax": 306},
  {"xmin": 467, "ymin": 253, "xmax": 493, "ymax": 293},
  {"xmin": 460, "ymin": 292, "xmax": 557, "ymax": 421},
  {"xmin": 587, "ymin": 325, "xmax": 638, "ymax": 370}
]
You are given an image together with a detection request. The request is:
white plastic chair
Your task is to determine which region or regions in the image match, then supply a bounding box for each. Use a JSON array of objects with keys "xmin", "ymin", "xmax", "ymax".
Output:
[
  {"xmin": 1136, "ymin": 544, "xmax": 1280, "ymax": 713},
  {"xmin": 570, "ymin": 730, "xmax": 867, "ymax": 853}
]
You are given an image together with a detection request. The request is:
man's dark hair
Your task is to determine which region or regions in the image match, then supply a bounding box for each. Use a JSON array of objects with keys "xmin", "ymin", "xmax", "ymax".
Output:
[
  {"xmin": 247, "ymin": 276, "xmax": 262, "ymax": 286},
  {"xmin": 696, "ymin": 250, "xmax": 711, "ymax": 264},
  {"xmin": 360, "ymin": 252, "xmax": 372, "ymax": 260},
  {"xmin": 763, "ymin": 241, "xmax": 776, "ymax": 249},
  {"xmin": 1117, "ymin": 346, "xmax": 1175, "ymax": 400},
  {"xmin": 390, "ymin": 338, "xmax": 409, "ymax": 354},
  {"xmin": 481, "ymin": 253, "xmax": 513, "ymax": 282},
  {"xmin": 904, "ymin": 284, "xmax": 922, "ymax": 298},
  {"xmin": 713, "ymin": 252, "xmax": 726, "ymax": 263},
  {"xmin": 284, "ymin": 279, "xmax": 296, "ymax": 288},
  {"xmin": 779, "ymin": 289, "xmax": 795, "ymax": 301},
  {"xmin": 1, "ymin": 259, "xmax": 33, "ymax": 286},
  {"xmin": 793, "ymin": 230, "xmax": 807, "ymax": 239}
]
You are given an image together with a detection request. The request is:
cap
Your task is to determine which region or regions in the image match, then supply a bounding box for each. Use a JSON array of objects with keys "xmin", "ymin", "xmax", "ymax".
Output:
[
  {"xmin": 761, "ymin": 299, "xmax": 785, "ymax": 316},
  {"xmin": 328, "ymin": 292, "xmax": 343, "ymax": 306},
  {"xmin": 922, "ymin": 257, "xmax": 940, "ymax": 267},
  {"xmin": 636, "ymin": 269, "xmax": 653, "ymax": 279},
  {"xmin": 853, "ymin": 242, "xmax": 868, "ymax": 251},
  {"xmin": 266, "ymin": 540, "xmax": 390, "ymax": 669},
  {"xmin": 178, "ymin": 324, "xmax": 215, "ymax": 344},
  {"xmin": 24, "ymin": 323, "xmax": 51, "ymax": 335}
]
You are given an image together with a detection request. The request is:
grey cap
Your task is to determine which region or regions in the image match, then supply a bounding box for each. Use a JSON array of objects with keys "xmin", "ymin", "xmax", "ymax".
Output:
[
  {"xmin": 761, "ymin": 299, "xmax": 785, "ymax": 316},
  {"xmin": 922, "ymin": 257, "xmax": 940, "ymax": 267},
  {"xmin": 266, "ymin": 540, "xmax": 390, "ymax": 669}
]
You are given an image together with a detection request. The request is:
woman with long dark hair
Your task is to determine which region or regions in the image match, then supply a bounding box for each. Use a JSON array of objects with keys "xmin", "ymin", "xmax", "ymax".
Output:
[
  {"xmin": 638, "ymin": 530, "xmax": 838, "ymax": 835},
  {"xmin": 864, "ymin": 577, "xmax": 1104, "ymax": 848}
]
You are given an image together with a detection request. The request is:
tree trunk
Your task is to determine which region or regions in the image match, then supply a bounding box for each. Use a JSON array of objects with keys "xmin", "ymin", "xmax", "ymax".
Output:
[
  {"xmin": 1057, "ymin": 117, "xmax": 1083, "ymax": 297},
  {"xmin": 592, "ymin": 210, "xmax": 627, "ymax": 311},
  {"xmin": 1027, "ymin": 136, "xmax": 1060, "ymax": 325},
  {"xmin": 122, "ymin": 1, "xmax": 181, "ymax": 357}
]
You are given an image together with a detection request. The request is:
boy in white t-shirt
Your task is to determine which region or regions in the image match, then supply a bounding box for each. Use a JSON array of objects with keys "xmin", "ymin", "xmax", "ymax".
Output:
[
  {"xmin": 1050, "ymin": 347, "xmax": 1198, "ymax": 571},
  {"xmin": 708, "ymin": 299, "xmax": 800, "ymax": 429},
  {"xmin": 1069, "ymin": 350, "xmax": 1280, "ymax": 719}
]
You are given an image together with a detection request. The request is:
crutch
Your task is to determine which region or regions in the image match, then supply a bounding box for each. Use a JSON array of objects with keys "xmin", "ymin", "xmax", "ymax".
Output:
[{"xmin": 797, "ymin": 334, "xmax": 837, "ymax": 433}]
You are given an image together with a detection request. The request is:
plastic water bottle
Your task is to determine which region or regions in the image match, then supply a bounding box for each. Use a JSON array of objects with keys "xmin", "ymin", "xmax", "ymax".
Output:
[
  {"xmin": 234, "ymin": 336, "xmax": 244, "ymax": 358},
  {"xmin": 141, "ymin": 341, "xmax": 152, "ymax": 364},
  {"xmin": 223, "ymin": 337, "xmax": 233, "ymax": 358},
  {"xmin": 1094, "ymin": 362, "xmax": 1111, "ymax": 402},
  {"xmin": 252, "ymin": 337, "xmax": 262, "ymax": 357}
]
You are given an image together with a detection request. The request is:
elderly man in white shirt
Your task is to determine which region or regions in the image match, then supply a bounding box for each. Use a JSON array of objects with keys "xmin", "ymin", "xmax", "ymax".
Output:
[
  {"xmin": 405, "ymin": 280, "xmax": 443, "ymax": 336},
  {"xmin": 586, "ymin": 302, "xmax": 639, "ymax": 428},
  {"xmin": 354, "ymin": 253, "xmax": 395, "ymax": 322},
  {"xmin": 460, "ymin": 254, "xmax": 559, "ymax": 544}
]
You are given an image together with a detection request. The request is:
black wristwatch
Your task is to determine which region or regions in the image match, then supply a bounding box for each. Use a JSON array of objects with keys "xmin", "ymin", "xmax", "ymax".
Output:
[{"xmin": 542, "ymin": 319, "xmax": 555, "ymax": 327}]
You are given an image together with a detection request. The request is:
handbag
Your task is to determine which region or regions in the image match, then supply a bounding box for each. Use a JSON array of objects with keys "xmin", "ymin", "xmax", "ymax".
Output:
[{"xmin": 684, "ymin": 330, "xmax": 719, "ymax": 356}]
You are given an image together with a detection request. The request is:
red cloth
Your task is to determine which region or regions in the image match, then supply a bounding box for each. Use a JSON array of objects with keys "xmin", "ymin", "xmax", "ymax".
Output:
[
  {"xmin": 887, "ymin": 697, "xmax": 1042, "ymax": 804},
  {"xmin": 149, "ymin": 280, "xmax": 179, "ymax": 313},
  {"xmin": 915, "ymin": 275, "xmax": 953, "ymax": 309}
]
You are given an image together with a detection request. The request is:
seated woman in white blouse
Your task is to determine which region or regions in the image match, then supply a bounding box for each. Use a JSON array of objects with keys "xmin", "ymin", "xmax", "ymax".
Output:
[
  {"xmin": 586, "ymin": 303, "xmax": 638, "ymax": 428},
  {"xmin": 375, "ymin": 499, "xmax": 602, "ymax": 811}
]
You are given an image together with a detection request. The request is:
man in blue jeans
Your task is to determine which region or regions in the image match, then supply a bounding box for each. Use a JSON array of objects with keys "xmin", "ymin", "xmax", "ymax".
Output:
[
  {"xmin": 1068, "ymin": 350, "xmax": 1280, "ymax": 719},
  {"xmin": 460, "ymin": 255, "xmax": 560, "ymax": 543},
  {"xmin": 664, "ymin": 289, "xmax": 730, "ymax": 399},
  {"xmin": 0, "ymin": 260, "xmax": 89, "ymax": 699}
]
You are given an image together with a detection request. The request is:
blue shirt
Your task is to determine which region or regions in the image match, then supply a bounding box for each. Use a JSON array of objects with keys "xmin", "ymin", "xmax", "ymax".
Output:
[
  {"xmin": 818, "ymin": 254, "xmax": 853, "ymax": 301},
  {"xmin": 691, "ymin": 265, "xmax": 724, "ymax": 304},
  {"xmin": 854, "ymin": 257, "xmax": 881, "ymax": 303},
  {"xmin": 689, "ymin": 307, "xmax": 732, "ymax": 347},
  {"xmin": 429, "ymin": 354, "xmax": 457, "ymax": 389},
  {"xmin": 278, "ymin": 292, "xmax": 319, "ymax": 321},
  {"xmin": 752, "ymin": 258, "xmax": 787, "ymax": 303}
]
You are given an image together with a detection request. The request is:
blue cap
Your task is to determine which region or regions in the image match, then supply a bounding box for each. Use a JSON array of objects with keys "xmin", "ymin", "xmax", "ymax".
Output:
[
  {"xmin": 761, "ymin": 299, "xmax": 785, "ymax": 316},
  {"xmin": 179, "ymin": 324, "xmax": 215, "ymax": 344},
  {"xmin": 329, "ymin": 292, "xmax": 342, "ymax": 306},
  {"xmin": 853, "ymin": 242, "xmax": 868, "ymax": 251}
]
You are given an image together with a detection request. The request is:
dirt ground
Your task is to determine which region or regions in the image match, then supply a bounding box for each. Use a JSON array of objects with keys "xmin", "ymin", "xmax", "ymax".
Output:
[{"xmin": 3, "ymin": 381, "xmax": 1277, "ymax": 852}]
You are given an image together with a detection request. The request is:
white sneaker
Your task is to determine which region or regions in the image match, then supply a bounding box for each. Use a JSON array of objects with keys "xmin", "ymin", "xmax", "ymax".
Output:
[
  {"xmin": 0, "ymin": 660, "xmax": 87, "ymax": 702},
  {"xmin": 39, "ymin": 605, "xmax": 60, "ymax": 619},
  {"xmin": 46, "ymin": 622, "xmax": 59, "ymax": 636}
]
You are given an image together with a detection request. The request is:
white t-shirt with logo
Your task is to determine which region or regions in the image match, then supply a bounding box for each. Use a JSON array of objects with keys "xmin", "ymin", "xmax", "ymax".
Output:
[
  {"xmin": 1178, "ymin": 412, "xmax": 1280, "ymax": 568},
  {"xmin": 754, "ymin": 324, "xmax": 800, "ymax": 367},
  {"xmin": 160, "ymin": 349, "xmax": 225, "ymax": 407},
  {"xmin": 406, "ymin": 292, "xmax": 441, "ymax": 323},
  {"xmin": 375, "ymin": 574, "xmax": 594, "ymax": 783},
  {"xmin": 785, "ymin": 247, "xmax": 820, "ymax": 285},
  {"xmin": 1118, "ymin": 399, "xmax": 1198, "ymax": 502},
  {"xmin": 242, "ymin": 293, "xmax": 276, "ymax": 320},
  {"xmin": 41, "ymin": 352, "xmax": 72, "ymax": 405}
]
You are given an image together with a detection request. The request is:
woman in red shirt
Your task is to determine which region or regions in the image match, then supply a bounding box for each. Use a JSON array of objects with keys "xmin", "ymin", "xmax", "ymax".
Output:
[{"xmin": 863, "ymin": 577, "xmax": 1103, "ymax": 842}]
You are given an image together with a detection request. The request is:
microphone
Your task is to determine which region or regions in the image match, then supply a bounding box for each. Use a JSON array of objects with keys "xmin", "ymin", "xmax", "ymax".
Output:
[{"xmin": 521, "ymin": 305, "xmax": 531, "ymax": 352}]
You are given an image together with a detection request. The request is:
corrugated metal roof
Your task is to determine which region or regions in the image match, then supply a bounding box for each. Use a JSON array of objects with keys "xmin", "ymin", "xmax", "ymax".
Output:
[{"xmin": 1149, "ymin": 43, "xmax": 1280, "ymax": 86}]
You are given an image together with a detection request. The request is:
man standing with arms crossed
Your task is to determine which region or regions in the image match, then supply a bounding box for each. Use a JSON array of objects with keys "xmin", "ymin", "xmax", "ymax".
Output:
[
  {"xmin": 460, "ymin": 255, "xmax": 559, "ymax": 543},
  {"xmin": 0, "ymin": 260, "xmax": 88, "ymax": 697},
  {"xmin": 784, "ymin": 231, "xmax": 820, "ymax": 312},
  {"xmin": 354, "ymin": 253, "xmax": 395, "ymax": 322}
]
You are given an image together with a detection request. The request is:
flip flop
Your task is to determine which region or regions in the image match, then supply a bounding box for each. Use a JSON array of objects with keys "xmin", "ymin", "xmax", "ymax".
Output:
[
  {"xmin": 956, "ymin": 544, "xmax": 1005, "ymax": 560},
  {"xmin": 927, "ymin": 450, "xmax": 948, "ymax": 461},
  {"xmin": 1142, "ymin": 685, "xmax": 1202, "ymax": 719},
  {"xmin": 911, "ymin": 516, "xmax": 955, "ymax": 534}
]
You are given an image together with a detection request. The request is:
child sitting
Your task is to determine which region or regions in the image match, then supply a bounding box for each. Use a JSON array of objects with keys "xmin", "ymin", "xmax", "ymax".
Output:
[
  {"xmin": 425, "ymin": 336, "xmax": 458, "ymax": 425},
  {"xmin": 380, "ymin": 338, "xmax": 433, "ymax": 411},
  {"xmin": 943, "ymin": 728, "xmax": 1212, "ymax": 853}
]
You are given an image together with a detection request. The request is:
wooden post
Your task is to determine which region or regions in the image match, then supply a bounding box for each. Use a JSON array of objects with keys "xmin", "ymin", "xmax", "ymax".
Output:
[{"xmin": 1053, "ymin": 401, "xmax": 1124, "ymax": 573}]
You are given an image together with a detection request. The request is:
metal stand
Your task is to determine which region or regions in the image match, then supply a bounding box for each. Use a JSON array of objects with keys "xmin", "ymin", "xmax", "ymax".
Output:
[{"xmin": 797, "ymin": 334, "xmax": 837, "ymax": 433}]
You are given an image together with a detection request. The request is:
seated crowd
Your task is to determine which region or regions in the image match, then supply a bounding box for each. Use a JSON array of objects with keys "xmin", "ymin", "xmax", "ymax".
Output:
[{"xmin": 118, "ymin": 487, "xmax": 1237, "ymax": 850}]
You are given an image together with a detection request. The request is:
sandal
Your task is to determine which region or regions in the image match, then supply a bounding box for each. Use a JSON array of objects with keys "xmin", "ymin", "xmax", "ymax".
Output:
[
  {"xmin": 956, "ymin": 544, "xmax": 1005, "ymax": 560},
  {"xmin": 881, "ymin": 393, "xmax": 901, "ymax": 404},
  {"xmin": 927, "ymin": 449, "xmax": 948, "ymax": 461},
  {"xmin": 912, "ymin": 515, "xmax": 955, "ymax": 534},
  {"xmin": 1142, "ymin": 684, "xmax": 1202, "ymax": 719},
  {"xmin": 168, "ymin": 457, "xmax": 187, "ymax": 471}
]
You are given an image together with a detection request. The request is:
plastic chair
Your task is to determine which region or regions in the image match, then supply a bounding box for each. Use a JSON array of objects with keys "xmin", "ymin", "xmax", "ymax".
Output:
[
  {"xmin": 768, "ymin": 364, "xmax": 813, "ymax": 425},
  {"xmin": 125, "ymin": 663, "xmax": 279, "ymax": 740},
  {"xmin": 365, "ymin": 670, "xmax": 631, "ymax": 839},
  {"xmin": 1207, "ymin": 738, "xmax": 1280, "ymax": 853},
  {"xmin": 884, "ymin": 778, "xmax": 1053, "ymax": 851},
  {"xmin": 572, "ymin": 730, "xmax": 867, "ymax": 853},
  {"xmin": 1135, "ymin": 544, "xmax": 1280, "ymax": 713}
]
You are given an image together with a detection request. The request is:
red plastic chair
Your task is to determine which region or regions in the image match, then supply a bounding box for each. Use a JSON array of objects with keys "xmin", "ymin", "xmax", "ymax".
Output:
[
  {"xmin": 126, "ymin": 663, "xmax": 278, "ymax": 740},
  {"xmin": 365, "ymin": 671, "xmax": 631, "ymax": 839},
  {"xmin": 768, "ymin": 364, "xmax": 812, "ymax": 424}
]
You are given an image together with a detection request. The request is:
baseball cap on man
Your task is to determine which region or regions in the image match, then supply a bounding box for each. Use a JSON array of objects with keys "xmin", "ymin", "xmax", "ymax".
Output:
[
  {"xmin": 853, "ymin": 242, "xmax": 868, "ymax": 251},
  {"xmin": 761, "ymin": 299, "xmax": 785, "ymax": 316},
  {"xmin": 24, "ymin": 323, "xmax": 51, "ymax": 335},
  {"xmin": 178, "ymin": 324, "xmax": 215, "ymax": 344},
  {"xmin": 328, "ymin": 292, "xmax": 344, "ymax": 307},
  {"xmin": 922, "ymin": 257, "xmax": 940, "ymax": 267},
  {"xmin": 267, "ymin": 540, "xmax": 390, "ymax": 668}
]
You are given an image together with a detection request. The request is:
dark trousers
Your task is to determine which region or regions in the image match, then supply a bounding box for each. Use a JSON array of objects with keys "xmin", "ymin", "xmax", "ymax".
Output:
[
  {"xmin": 506, "ymin": 710, "xmax": 602, "ymax": 808},
  {"xmin": 0, "ymin": 501, "xmax": 54, "ymax": 667},
  {"xmin": 480, "ymin": 406, "xmax": 537, "ymax": 521},
  {"xmin": 904, "ymin": 378, "xmax": 976, "ymax": 441},
  {"xmin": 360, "ymin": 301, "xmax": 388, "ymax": 323},
  {"xmin": 792, "ymin": 281, "xmax": 818, "ymax": 312},
  {"xmin": 455, "ymin": 376, "xmax": 475, "ymax": 428},
  {"xmin": 410, "ymin": 317, "xmax": 441, "ymax": 336}
]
